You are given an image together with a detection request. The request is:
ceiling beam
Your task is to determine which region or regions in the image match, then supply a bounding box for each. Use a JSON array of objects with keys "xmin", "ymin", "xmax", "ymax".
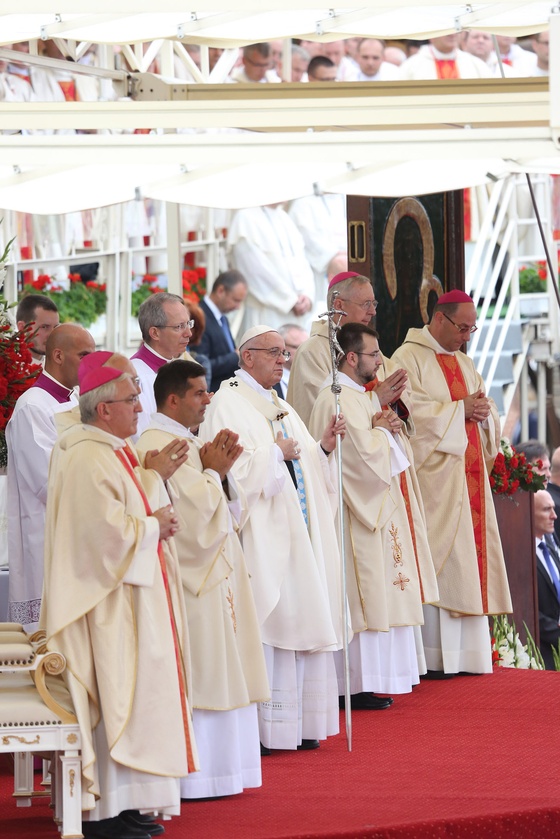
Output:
[{"xmin": 0, "ymin": 127, "xmax": 555, "ymax": 167}]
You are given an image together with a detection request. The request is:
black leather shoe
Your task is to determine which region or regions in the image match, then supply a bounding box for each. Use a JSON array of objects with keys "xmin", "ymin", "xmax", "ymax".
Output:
[
  {"xmin": 297, "ymin": 739, "xmax": 320, "ymax": 750},
  {"xmin": 339, "ymin": 692, "xmax": 393, "ymax": 710},
  {"xmin": 420, "ymin": 670, "xmax": 454, "ymax": 680},
  {"xmin": 260, "ymin": 742, "xmax": 271, "ymax": 756},
  {"xmin": 82, "ymin": 816, "xmax": 151, "ymax": 839},
  {"xmin": 120, "ymin": 811, "xmax": 164, "ymax": 836}
]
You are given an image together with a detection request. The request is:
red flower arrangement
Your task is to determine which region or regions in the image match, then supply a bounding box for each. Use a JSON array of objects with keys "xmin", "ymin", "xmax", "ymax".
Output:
[
  {"xmin": 182, "ymin": 266, "xmax": 207, "ymax": 305},
  {"xmin": 0, "ymin": 320, "xmax": 41, "ymax": 468},
  {"xmin": 489, "ymin": 439, "xmax": 546, "ymax": 496}
]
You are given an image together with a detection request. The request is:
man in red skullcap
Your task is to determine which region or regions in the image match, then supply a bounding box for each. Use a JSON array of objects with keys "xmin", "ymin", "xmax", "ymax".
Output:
[
  {"xmin": 392, "ymin": 291, "xmax": 512, "ymax": 676},
  {"xmin": 287, "ymin": 271, "xmax": 408, "ymax": 427},
  {"xmin": 41, "ymin": 351, "xmax": 199, "ymax": 839}
]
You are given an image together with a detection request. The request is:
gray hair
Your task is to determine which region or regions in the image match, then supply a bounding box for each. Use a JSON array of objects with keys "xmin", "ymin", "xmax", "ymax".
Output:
[
  {"xmin": 137, "ymin": 293, "xmax": 185, "ymax": 342},
  {"xmin": 292, "ymin": 44, "xmax": 310, "ymax": 62},
  {"xmin": 79, "ymin": 373, "xmax": 129, "ymax": 423},
  {"xmin": 327, "ymin": 274, "xmax": 371, "ymax": 308}
]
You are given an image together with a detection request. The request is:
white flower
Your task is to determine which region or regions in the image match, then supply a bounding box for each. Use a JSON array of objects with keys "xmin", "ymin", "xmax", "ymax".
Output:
[{"xmin": 499, "ymin": 648, "xmax": 516, "ymax": 667}]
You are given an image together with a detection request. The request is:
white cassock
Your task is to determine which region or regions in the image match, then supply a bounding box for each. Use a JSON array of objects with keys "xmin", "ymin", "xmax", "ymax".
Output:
[
  {"xmin": 130, "ymin": 343, "xmax": 170, "ymax": 439},
  {"xmin": 227, "ymin": 206, "xmax": 315, "ymax": 334},
  {"xmin": 288, "ymin": 194, "xmax": 347, "ymax": 313},
  {"xmin": 7, "ymin": 375, "xmax": 77, "ymax": 630},
  {"xmin": 399, "ymin": 46, "xmax": 492, "ymax": 79},
  {"xmin": 200, "ymin": 369, "xmax": 343, "ymax": 749},
  {"xmin": 137, "ymin": 414, "xmax": 270, "ymax": 798},
  {"xmin": 130, "ymin": 346, "xmax": 194, "ymax": 440},
  {"xmin": 355, "ymin": 62, "xmax": 400, "ymax": 81}
]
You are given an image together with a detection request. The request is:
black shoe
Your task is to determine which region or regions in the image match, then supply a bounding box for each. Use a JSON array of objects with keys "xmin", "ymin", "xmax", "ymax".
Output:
[
  {"xmin": 82, "ymin": 816, "xmax": 151, "ymax": 839},
  {"xmin": 120, "ymin": 811, "xmax": 164, "ymax": 836},
  {"xmin": 260, "ymin": 742, "xmax": 271, "ymax": 756},
  {"xmin": 339, "ymin": 692, "xmax": 393, "ymax": 710},
  {"xmin": 121, "ymin": 812, "xmax": 158, "ymax": 825},
  {"xmin": 297, "ymin": 739, "xmax": 320, "ymax": 750},
  {"xmin": 420, "ymin": 670, "xmax": 455, "ymax": 680}
]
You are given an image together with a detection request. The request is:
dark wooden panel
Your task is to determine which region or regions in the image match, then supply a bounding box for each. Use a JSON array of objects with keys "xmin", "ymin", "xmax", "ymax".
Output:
[
  {"xmin": 493, "ymin": 491, "xmax": 539, "ymax": 646},
  {"xmin": 347, "ymin": 191, "xmax": 465, "ymax": 357}
]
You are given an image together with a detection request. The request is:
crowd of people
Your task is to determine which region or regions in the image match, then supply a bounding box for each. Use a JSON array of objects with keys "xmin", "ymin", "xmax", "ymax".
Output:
[
  {"xmin": 6, "ymin": 268, "xmax": 541, "ymax": 839},
  {"xmin": 0, "ymin": 31, "xmax": 549, "ymax": 113}
]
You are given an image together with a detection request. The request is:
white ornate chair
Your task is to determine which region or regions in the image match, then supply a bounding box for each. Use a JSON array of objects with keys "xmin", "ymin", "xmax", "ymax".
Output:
[{"xmin": 0, "ymin": 622, "xmax": 82, "ymax": 838}]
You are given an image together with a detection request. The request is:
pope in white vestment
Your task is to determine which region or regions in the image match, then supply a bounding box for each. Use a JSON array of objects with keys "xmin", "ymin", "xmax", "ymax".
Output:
[
  {"xmin": 392, "ymin": 294, "xmax": 512, "ymax": 674},
  {"xmin": 136, "ymin": 360, "xmax": 269, "ymax": 796},
  {"xmin": 41, "ymin": 355, "xmax": 198, "ymax": 830},
  {"xmin": 200, "ymin": 326, "xmax": 346, "ymax": 751}
]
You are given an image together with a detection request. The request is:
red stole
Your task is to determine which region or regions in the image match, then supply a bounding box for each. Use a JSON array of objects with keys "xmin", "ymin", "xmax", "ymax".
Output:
[
  {"xmin": 433, "ymin": 55, "xmax": 460, "ymax": 79},
  {"xmin": 115, "ymin": 445, "xmax": 197, "ymax": 772},
  {"xmin": 435, "ymin": 354, "xmax": 488, "ymax": 611}
]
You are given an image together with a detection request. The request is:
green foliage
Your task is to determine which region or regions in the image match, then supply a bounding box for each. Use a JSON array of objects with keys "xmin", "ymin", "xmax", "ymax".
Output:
[{"xmin": 20, "ymin": 277, "xmax": 107, "ymax": 328}]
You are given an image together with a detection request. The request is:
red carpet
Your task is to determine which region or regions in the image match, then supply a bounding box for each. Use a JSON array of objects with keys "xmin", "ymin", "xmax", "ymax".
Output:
[{"xmin": 2, "ymin": 667, "xmax": 560, "ymax": 838}]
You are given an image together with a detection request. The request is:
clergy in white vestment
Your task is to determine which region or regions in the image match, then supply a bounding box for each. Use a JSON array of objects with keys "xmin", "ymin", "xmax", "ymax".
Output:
[
  {"xmin": 354, "ymin": 39, "xmax": 400, "ymax": 81},
  {"xmin": 288, "ymin": 193, "xmax": 347, "ymax": 313},
  {"xmin": 392, "ymin": 290, "xmax": 512, "ymax": 676},
  {"xmin": 41, "ymin": 352, "xmax": 198, "ymax": 839},
  {"xmin": 7, "ymin": 323, "xmax": 95, "ymax": 630},
  {"xmin": 199, "ymin": 325, "xmax": 346, "ymax": 752},
  {"xmin": 399, "ymin": 35, "xmax": 492, "ymax": 80},
  {"xmin": 287, "ymin": 272, "xmax": 409, "ymax": 427},
  {"xmin": 136, "ymin": 359, "xmax": 270, "ymax": 798},
  {"xmin": 310, "ymin": 324, "xmax": 439, "ymax": 705},
  {"xmin": 131, "ymin": 292, "xmax": 194, "ymax": 439},
  {"xmin": 227, "ymin": 205, "xmax": 315, "ymax": 334}
]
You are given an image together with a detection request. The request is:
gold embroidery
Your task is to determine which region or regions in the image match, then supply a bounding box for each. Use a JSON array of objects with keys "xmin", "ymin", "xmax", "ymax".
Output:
[
  {"xmin": 393, "ymin": 572, "xmax": 410, "ymax": 591},
  {"xmin": 227, "ymin": 585, "xmax": 237, "ymax": 634},
  {"xmin": 2, "ymin": 734, "xmax": 40, "ymax": 745},
  {"xmin": 390, "ymin": 522, "xmax": 403, "ymax": 567}
]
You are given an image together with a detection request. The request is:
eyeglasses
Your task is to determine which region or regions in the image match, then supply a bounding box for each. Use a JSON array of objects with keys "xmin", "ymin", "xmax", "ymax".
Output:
[
  {"xmin": 354, "ymin": 350, "xmax": 381, "ymax": 358},
  {"xmin": 442, "ymin": 312, "xmax": 478, "ymax": 334},
  {"xmin": 246, "ymin": 347, "xmax": 291, "ymax": 360},
  {"xmin": 104, "ymin": 394, "xmax": 141, "ymax": 406},
  {"xmin": 339, "ymin": 297, "xmax": 378, "ymax": 312},
  {"xmin": 160, "ymin": 320, "xmax": 195, "ymax": 332}
]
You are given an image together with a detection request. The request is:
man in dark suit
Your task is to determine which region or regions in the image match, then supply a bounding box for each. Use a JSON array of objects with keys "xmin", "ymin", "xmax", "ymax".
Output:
[
  {"xmin": 191, "ymin": 270, "xmax": 248, "ymax": 393},
  {"xmin": 546, "ymin": 446, "xmax": 560, "ymax": 543},
  {"xmin": 534, "ymin": 489, "xmax": 560, "ymax": 670}
]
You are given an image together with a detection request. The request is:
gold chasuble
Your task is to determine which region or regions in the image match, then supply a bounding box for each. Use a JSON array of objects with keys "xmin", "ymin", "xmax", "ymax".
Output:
[
  {"xmin": 392, "ymin": 326, "xmax": 511, "ymax": 618},
  {"xmin": 42, "ymin": 424, "xmax": 199, "ymax": 811}
]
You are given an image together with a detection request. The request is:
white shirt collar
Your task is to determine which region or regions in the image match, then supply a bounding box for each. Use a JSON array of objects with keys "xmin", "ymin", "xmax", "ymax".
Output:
[
  {"xmin": 143, "ymin": 342, "xmax": 172, "ymax": 362},
  {"xmin": 149, "ymin": 412, "xmax": 195, "ymax": 438},
  {"xmin": 203, "ymin": 294, "xmax": 223, "ymax": 325}
]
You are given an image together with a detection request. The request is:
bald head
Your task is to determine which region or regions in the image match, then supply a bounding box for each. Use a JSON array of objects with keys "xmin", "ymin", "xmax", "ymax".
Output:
[{"xmin": 45, "ymin": 323, "xmax": 96, "ymax": 389}]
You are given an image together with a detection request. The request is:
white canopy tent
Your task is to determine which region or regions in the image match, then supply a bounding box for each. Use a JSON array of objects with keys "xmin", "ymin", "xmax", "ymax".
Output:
[{"xmin": 0, "ymin": 3, "xmax": 559, "ymax": 302}]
